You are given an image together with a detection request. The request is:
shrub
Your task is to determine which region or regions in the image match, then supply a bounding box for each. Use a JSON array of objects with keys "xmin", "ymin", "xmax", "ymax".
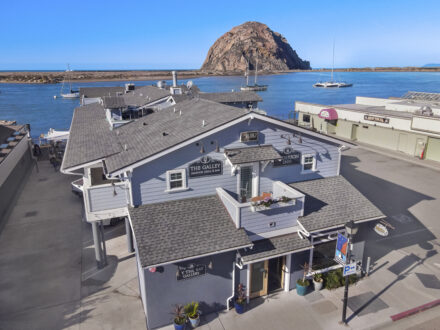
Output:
[{"xmin": 323, "ymin": 268, "xmax": 358, "ymax": 290}]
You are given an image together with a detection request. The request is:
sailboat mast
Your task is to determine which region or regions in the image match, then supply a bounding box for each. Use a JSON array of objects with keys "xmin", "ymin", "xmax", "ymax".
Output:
[
  {"xmin": 246, "ymin": 59, "xmax": 249, "ymax": 86},
  {"xmin": 254, "ymin": 52, "xmax": 258, "ymax": 85},
  {"xmin": 331, "ymin": 41, "xmax": 335, "ymax": 82}
]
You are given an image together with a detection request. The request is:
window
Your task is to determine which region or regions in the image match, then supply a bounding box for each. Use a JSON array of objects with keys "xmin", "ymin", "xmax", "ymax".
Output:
[
  {"xmin": 240, "ymin": 131, "xmax": 259, "ymax": 142},
  {"xmin": 303, "ymin": 114, "xmax": 311, "ymax": 123},
  {"xmin": 302, "ymin": 154, "xmax": 316, "ymax": 172},
  {"xmin": 166, "ymin": 169, "xmax": 187, "ymax": 192}
]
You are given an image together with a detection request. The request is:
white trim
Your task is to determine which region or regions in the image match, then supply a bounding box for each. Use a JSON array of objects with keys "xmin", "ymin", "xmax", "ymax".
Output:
[
  {"xmin": 107, "ymin": 112, "xmax": 347, "ymax": 177},
  {"xmin": 301, "ymin": 153, "xmax": 317, "ymax": 173},
  {"xmin": 248, "ymin": 226, "xmax": 299, "ymax": 241},
  {"xmin": 246, "ymin": 265, "xmax": 250, "ymax": 303},
  {"xmin": 241, "ymin": 246, "xmax": 312, "ymax": 265},
  {"xmin": 144, "ymin": 244, "xmax": 253, "ymax": 269},
  {"xmin": 284, "ymin": 254, "xmax": 291, "ymax": 292},
  {"xmin": 62, "ymin": 158, "xmax": 104, "ymax": 175},
  {"xmin": 165, "ymin": 168, "xmax": 187, "ymax": 191},
  {"xmin": 301, "ymin": 215, "xmax": 386, "ymax": 234}
]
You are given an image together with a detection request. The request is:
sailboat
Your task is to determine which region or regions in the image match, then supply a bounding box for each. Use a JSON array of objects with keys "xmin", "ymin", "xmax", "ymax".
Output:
[
  {"xmin": 60, "ymin": 64, "xmax": 79, "ymax": 98},
  {"xmin": 241, "ymin": 53, "xmax": 268, "ymax": 91},
  {"xmin": 313, "ymin": 42, "xmax": 352, "ymax": 88}
]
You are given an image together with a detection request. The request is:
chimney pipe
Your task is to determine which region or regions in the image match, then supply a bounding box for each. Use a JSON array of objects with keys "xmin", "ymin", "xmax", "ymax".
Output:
[{"xmin": 172, "ymin": 71, "xmax": 177, "ymax": 87}]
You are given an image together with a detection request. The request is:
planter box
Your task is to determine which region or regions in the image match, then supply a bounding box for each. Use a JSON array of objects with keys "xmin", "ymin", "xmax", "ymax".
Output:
[{"xmin": 250, "ymin": 200, "xmax": 295, "ymax": 212}]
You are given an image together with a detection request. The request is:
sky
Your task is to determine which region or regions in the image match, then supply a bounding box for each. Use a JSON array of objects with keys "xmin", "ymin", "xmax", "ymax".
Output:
[{"xmin": 0, "ymin": 0, "xmax": 439, "ymax": 70}]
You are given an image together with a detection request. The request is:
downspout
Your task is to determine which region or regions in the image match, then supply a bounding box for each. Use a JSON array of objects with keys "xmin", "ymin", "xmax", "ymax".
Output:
[{"xmin": 226, "ymin": 253, "xmax": 239, "ymax": 310}]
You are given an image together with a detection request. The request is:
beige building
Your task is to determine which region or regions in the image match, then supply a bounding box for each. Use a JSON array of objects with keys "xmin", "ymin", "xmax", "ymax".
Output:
[{"xmin": 296, "ymin": 91, "xmax": 440, "ymax": 162}]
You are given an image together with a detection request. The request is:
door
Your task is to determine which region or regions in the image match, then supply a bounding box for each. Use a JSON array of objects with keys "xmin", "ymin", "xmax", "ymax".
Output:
[
  {"xmin": 414, "ymin": 138, "xmax": 425, "ymax": 158},
  {"xmin": 239, "ymin": 165, "xmax": 254, "ymax": 202},
  {"xmin": 398, "ymin": 133, "xmax": 408, "ymax": 153},
  {"xmin": 249, "ymin": 260, "xmax": 268, "ymax": 298},
  {"xmin": 268, "ymin": 256, "xmax": 285, "ymax": 293},
  {"xmin": 425, "ymin": 137, "xmax": 440, "ymax": 162},
  {"xmin": 351, "ymin": 124, "xmax": 358, "ymax": 141}
]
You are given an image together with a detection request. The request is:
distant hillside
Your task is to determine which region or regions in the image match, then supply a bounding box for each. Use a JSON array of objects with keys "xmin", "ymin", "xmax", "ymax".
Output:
[{"xmin": 201, "ymin": 21, "xmax": 310, "ymax": 72}]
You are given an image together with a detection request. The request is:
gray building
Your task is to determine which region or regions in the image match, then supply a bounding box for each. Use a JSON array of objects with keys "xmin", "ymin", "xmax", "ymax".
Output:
[{"xmin": 62, "ymin": 98, "xmax": 384, "ymax": 328}]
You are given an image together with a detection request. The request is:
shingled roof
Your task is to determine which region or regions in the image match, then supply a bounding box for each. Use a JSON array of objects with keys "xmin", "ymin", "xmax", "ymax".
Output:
[
  {"xmin": 225, "ymin": 145, "xmax": 282, "ymax": 165},
  {"xmin": 62, "ymin": 103, "xmax": 121, "ymax": 170},
  {"xmin": 79, "ymin": 86, "xmax": 125, "ymax": 98},
  {"xmin": 122, "ymin": 85, "xmax": 170, "ymax": 107},
  {"xmin": 104, "ymin": 98, "xmax": 249, "ymax": 173},
  {"xmin": 239, "ymin": 233, "xmax": 311, "ymax": 264},
  {"xmin": 129, "ymin": 195, "xmax": 252, "ymax": 268},
  {"xmin": 197, "ymin": 91, "xmax": 262, "ymax": 103},
  {"xmin": 290, "ymin": 176, "xmax": 385, "ymax": 233}
]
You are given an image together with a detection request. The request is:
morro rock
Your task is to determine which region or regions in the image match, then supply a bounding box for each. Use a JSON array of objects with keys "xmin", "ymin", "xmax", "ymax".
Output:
[{"xmin": 201, "ymin": 21, "xmax": 310, "ymax": 72}]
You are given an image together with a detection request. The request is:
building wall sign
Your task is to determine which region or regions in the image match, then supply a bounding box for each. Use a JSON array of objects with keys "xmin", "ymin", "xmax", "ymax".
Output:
[
  {"xmin": 273, "ymin": 147, "xmax": 301, "ymax": 167},
  {"xmin": 189, "ymin": 156, "xmax": 223, "ymax": 178},
  {"xmin": 364, "ymin": 115, "xmax": 390, "ymax": 124},
  {"xmin": 177, "ymin": 263, "xmax": 207, "ymax": 280},
  {"xmin": 319, "ymin": 108, "xmax": 338, "ymax": 120}
]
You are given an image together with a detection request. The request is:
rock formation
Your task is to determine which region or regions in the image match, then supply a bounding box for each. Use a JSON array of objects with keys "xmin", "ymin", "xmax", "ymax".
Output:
[{"xmin": 201, "ymin": 21, "xmax": 310, "ymax": 72}]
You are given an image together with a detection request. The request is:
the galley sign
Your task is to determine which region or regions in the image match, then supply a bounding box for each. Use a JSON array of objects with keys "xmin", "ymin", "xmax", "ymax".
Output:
[
  {"xmin": 189, "ymin": 156, "xmax": 223, "ymax": 178},
  {"xmin": 177, "ymin": 263, "xmax": 207, "ymax": 281},
  {"xmin": 273, "ymin": 147, "xmax": 301, "ymax": 167}
]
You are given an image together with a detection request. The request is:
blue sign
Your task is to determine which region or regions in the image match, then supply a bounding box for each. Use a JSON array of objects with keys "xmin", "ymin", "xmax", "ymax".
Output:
[
  {"xmin": 335, "ymin": 233, "xmax": 348, "ymax": 265},
  {"xmin": 343, "ymin": 263, "xmax": 356, "ymax": 277}
]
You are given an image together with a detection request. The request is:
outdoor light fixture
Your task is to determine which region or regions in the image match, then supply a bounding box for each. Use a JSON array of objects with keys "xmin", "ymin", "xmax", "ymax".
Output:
[
  {"xmin": 200, "ymin": 143, "xmax": 205, "ymax": 154},
  {"xmin": 345, "ymin": 220, "xmax": 358, "ymax": 236},
  {"xmin": 214, "ymin": 141, "xmax": 220, "ymax": 153},
  {"xmin": 298, "ymin": 133, "xmax": 303, "ymax": 144}
]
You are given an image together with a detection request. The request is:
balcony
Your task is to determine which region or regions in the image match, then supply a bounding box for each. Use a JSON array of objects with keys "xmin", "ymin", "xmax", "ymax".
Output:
[{"xmin": 217, "ymin": 181, "xmax": 305, "ymax": 240}]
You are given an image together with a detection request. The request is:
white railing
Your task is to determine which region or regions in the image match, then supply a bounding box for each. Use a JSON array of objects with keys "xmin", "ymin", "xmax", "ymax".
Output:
[{"xmin": 87, "ymin": 182, "xmax": 128, "ymax": 212}]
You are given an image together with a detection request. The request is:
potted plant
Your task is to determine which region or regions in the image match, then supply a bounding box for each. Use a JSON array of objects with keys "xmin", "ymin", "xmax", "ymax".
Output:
[
  {"xmin": 278, "ymin": 196, "xmax": 293, "ymax": 206},
  {"xmin": 313, "ymin": 273, "xmax": 323, "ymax": 291},
  {"xmin": 184, "ymin": 302, "xmax": 200, "ymax": 328},
  {"xmin": 296, "ymin": 262, "xmax": 310, "ymax": 296},
  {"xmin": 172, "ymin": 305, "xmax": 186, "ymax": 330},
  {"xmin": 234, "ymin": 283, "xmax": 246, "ymax": 314}
]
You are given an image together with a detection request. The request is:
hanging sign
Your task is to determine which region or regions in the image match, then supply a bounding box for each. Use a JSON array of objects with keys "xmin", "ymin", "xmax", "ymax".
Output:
[
  {"xmin": 343, "ymin": 263, "xmax": 357, "ymax": 277},
  {"xmin": 335, "ymin": 233, "xmax": 349, "ymax": 265},
  {"xmin": 177, "ymin": 263, "xmax": 207, "ymax": 281},
  {"xmin": 273, "ymin": 147, "xmax": 301, "ymax": 167},
  {"xmin": 364, "ymin": 115, "xmax": 390, "ymax": 124},
  {"xmin": 189, "ymin": 156, "xmax": 222, "ymax": 178}
]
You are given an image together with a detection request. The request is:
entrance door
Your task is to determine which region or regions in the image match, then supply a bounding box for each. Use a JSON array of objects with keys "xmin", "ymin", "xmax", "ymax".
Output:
[
  {"xmin": 398, "ymin": 133, "xmax": 408, "ymax": 153},
  {"xmin": 250, "ymin": 260, "xmax": 268, "ymax": 298},
  {"xmin": 414, "ymin": 138, "xmax": 425, "ymax": 158},
  {"xmin": 268, "ymin": 256, "xmax": 285, "ymax": 292},
  {"xmin": 239, "ymin": 165, "xmax": 254, "ymax": 202},
  {"xmin": 351, "ymin": 124, "xmax": 358, "ymax": 141}
]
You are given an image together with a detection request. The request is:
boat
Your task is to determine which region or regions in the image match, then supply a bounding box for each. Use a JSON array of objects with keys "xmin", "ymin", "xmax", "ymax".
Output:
[
  {"xmin": 313, "ymin": 42, "xmax": 353, "ymax": 88},
  {"xmin": 44, "ymin": 128, "xmax": 69, "ymax": 141},
  {"xmin": 241, "ymin": 53, "xmax": 268, "ymax": 92},
  {"xmin": 60, "ymin": 64, "xmax": 79, "ymax": 98}
]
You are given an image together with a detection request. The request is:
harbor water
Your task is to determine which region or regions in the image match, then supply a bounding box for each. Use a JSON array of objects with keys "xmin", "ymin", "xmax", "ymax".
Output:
[{"xmin": 0, "ymin": 71, "xmax": 439, "ymax": 137}]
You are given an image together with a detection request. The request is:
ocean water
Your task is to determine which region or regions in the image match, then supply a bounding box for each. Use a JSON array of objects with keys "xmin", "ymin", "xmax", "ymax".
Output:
[{"xmin": 0, "ymin": 72, "xmax": 439, "ymax": 137}]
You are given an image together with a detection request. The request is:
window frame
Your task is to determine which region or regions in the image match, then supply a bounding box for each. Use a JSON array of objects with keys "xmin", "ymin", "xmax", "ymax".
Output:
[
  {"xmin": 302, "ymin": 114, "xmax": 311, "ymax": 123},
  {"xmin": 165, "ymin": 169, "xmax": 188, "ymax": 192},
  {"xmin": 301, "ymin": 154, "xmax": 317, "ymax": 173}
]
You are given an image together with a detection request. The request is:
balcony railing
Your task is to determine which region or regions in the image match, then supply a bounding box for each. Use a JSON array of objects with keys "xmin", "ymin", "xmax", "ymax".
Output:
[{"xmin": 217, "ymin": 181, "xmax": 305, "ymax": 238}]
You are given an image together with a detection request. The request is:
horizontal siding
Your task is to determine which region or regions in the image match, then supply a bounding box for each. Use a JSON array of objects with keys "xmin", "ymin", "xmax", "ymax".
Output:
[
  {"xmin": 88, "ymin": 184, "xmax": 128, "ymax": 212},
  {"xmin": 240, "ymin": 199, "xmax": 303, "ymax": 235},
  {"xmin": 132, "ymin": 119, "xmax": 340, "ymax": 205}
]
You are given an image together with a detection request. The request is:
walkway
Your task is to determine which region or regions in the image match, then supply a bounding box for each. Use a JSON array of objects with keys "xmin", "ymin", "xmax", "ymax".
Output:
[{"xmin": 0, "ymin": 160, "xmax": 145, "ymax": 329}]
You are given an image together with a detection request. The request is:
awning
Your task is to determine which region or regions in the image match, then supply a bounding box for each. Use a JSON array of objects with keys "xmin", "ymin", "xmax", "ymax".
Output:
[
  {"xmin": 319, "ymin": 108, "xmax": 338, "ymax": 120},
  {"xmin": 224, "ymin": 145, "xmax": 282, "ymax": 165},
  {"xmin": 238, "ymin": 233, "xmax": 312, "ymax": 264}
]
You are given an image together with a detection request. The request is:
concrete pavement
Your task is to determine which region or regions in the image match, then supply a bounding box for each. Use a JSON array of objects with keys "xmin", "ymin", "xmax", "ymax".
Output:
[{"xmin": 0, "ymin": 147, "xmax": 439, "ymax": 330}]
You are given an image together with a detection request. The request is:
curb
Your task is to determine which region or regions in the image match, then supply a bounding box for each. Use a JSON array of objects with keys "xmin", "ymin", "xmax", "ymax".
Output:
[{"xmin": 390, "ymin": 299, "xmax": 440, "ymax": 322}]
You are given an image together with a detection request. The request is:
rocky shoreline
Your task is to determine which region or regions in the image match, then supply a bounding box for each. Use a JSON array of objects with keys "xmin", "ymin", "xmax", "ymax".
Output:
[{"xmin": 1, "ymin": 67, "xmax": 439, "ymax": 84}]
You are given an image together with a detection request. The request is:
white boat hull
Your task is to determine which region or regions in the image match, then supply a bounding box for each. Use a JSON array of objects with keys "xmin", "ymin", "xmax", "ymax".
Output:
[
  {"xmin": 61, "ymin": 92, "xmax": 79, "ymax": 98},
  {"xmin": 241, "ymin": 85, "xmax": 268, "ymax": 91},
  {"xmin": 313, "ymin": 82, "xmax": 353, "ymax": 88}
]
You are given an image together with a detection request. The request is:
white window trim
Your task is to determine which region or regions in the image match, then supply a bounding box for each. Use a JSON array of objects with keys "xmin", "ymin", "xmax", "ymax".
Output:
[
  {"xmin": 165, "ymin": 169, "xmax": 189, "ymax": 193},
  {"xmin": 301, "ymin": 154, "xmax": 317, "ymax": 173}
]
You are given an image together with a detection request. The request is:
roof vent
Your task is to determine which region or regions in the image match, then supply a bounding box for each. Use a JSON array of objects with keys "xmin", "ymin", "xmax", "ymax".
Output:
[
  {"xmin": 143, "ymin": 122, "xmax": 147, "ymax": 126},
  {"xmin": 124, "ymin": 144, "xmax": 128, "ymax": 151},
  {"xmin": 202, "ymin": 120, "xmax": 206, "ymax": 127},
  {"xmin": 162, "ymin": 132, "xmax": 168, "ymax": 136},
  {"xmin": 179, "ymin": 110, "xmax": 182, "ymax": 116}
]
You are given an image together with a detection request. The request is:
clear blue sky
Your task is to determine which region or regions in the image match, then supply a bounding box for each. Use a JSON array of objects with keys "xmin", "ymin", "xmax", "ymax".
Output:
[{"xmin": 1, "ymin": 0, "xmax": 439, "ymax": 70}]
